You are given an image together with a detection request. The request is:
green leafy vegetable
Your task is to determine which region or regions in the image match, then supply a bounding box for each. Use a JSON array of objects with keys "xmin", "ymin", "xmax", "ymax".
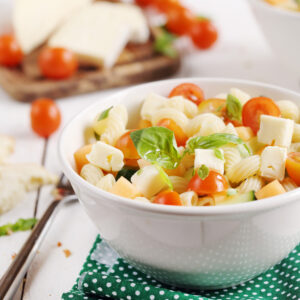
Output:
[
  {"xmin": 0, "ymin": 218, "xmax": 38, "ymax": 237},
  {"xmin": 214, "ymin": 148, "xmax": 224, "ymax": 160},
  {"xmin": 154, "ymin": 164, "xmax": 173, "ymax": 190},
  {"xmin": 197, "ymin": 165, "xmax": 209, "ymax": 180},
  {"xmin": 186, "ymin": 133, "xmax": 251, "ymax": 156},
  {"xmin": 226, "ymin": 94, "xmax": 242, "ymax": 122},
  {"xmin": 116, "ymin": 166, "xmax": 138, "ymax": 181},
  {"xmin": 130, "ymin": 127, "xmax": 181, "ymax": 170},
  {"xmin": 98, "ymin": 106, "xmax": 113, "ymax": 121},
  {"xmin": 154, "ymin": 27, "xmax": 178, "ymax": 58}
]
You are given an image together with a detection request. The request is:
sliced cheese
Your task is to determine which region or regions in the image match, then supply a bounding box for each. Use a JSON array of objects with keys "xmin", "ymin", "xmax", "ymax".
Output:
[
  {"xmin": 257, "ymin": 115, "xmax": 294, "ymax": 148},
  {"xmin": 86, "ymin": 141, "xmax": 124, "ymax": 172},
  {"xmin": 13, "ymin": 0, "xmax": 91, "ymax": 53},
  {"xmin": 49, "ymin": 2, "xmax": 149, "ymax": 67},
  {"xmin": 260, "ymin": 146, "xmax": 287, "ymax": 181},
  {"xmin": 194, "ymin": 149, "xmax": 224, "ymax": 174}
]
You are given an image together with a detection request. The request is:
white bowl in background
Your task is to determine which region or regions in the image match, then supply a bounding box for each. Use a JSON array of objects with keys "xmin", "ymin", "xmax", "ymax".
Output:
[
  {"xmin": 249, "ymin": 0, "xmax": 300, "ymax": 72},
  {"xmin": 59, "ymin": 78, "xmax": 300, "ymax": 289}
]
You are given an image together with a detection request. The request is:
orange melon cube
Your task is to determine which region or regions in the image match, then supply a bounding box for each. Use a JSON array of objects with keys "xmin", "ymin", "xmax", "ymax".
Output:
[
  {"xmin": 109, "ymin": 177, "xmax": 141, "ymax": 199},
  {"xmin": 255, "ymin": 180, "xmax": 286, "ymax": 200},
  {"xmin": 236, "ymin": 126, "xmax": 254, "ymax": 141},
  {"xmin": 74, "ymin": 144, "xmax": 93, "ymax": 173}
]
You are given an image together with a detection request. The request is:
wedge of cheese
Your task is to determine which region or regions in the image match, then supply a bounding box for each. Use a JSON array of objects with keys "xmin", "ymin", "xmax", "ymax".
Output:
[
  {"xmin": 49, "ymin": 2, "xmax": 149, "ymax": 67},
  {"xmin": 0, "ymin": 163, "xmax": 58, "ymax": 214},
  {"xmin": 0, "ymin": 135, "xmax": 15, "ymax": 163},
  {"xmin": 13, "ymin": 0, "xmax": 91, "ymax": 53}
]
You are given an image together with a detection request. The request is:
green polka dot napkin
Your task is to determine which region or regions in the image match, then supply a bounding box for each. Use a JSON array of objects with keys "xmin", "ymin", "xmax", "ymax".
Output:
[{"xmin": 62, "ymin": 235, "xmax": 300, "ymax": 300}]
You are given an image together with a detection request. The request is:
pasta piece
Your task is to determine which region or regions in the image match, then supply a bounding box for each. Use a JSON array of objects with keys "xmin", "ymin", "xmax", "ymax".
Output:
[
  {"xmin": 134, "ymin": 197, "xmax": 151, "ymax": 203},
  {"xmin": 151, "ymin": 108, "xmax": 189, "ymax": 132},
  {"xmin": 229, "ymin": 88, "xmax": 251, "ymax": 105},
  {"xmin": 96, "ymin": 174, "xmax": 116, "ymax": 192},
  {"xmin": 227, "ymin": 155, "xmax": 261, "ymax": 184},
  {"xmin": 214, "ymin": 93, "xmax": 227, "ymax": 99},
  {"xmin": 198, "ymin": 196, "xmax": 215, "ymax": 206},
  {"xmin": 222, "ymin": 123, "xmax": 238, "ymax": 136},
  {"xmin": 80, "ymin": 163, "xmax": 104, "ymax": 186},
  {"xmin": 169, "ymin": 176, "xmax": 189, "ymax": 194},
  {"xmin": 292, "ymin": 124, "xmax": 300, "ymax": 142},
  {"xmin": 166, "ymin": 96, "xmax": 198, "ymax": 118},
  {"xmin": 289, "ymin": 143, "xmax": 300, "ymax": 153},
  {"xmin": 100, "ymin": 105, "xmax": 128, "ymax": 145},
  {"xmin": 140, "ymin": 93, "xmax": 166, "ymax": 121},
  {"xmin": 180, "ymin": 191, "xmax": 198, "ymax": 206},
  {"xmin": 281, "ymin": 178, "xmax": 298, "ymax": 192},
  {"xmin": 186, "ymin": 113, "xmax": 225, "ymax": 137},
  {"xmin": 276, "ymin": 100, "xmax": 299, "ymax": 122},
  {"xmin": 222, "ymin": 145, "xmax": 242, "ymax": 173},
  {"xmin": 238, "ymin": 175, "xmax": 265, "ymax": 193}
]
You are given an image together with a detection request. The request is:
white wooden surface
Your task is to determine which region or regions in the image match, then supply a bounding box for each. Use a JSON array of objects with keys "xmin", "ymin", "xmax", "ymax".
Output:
[{"xmin": 0, "ymin": 0, "xmax": 299, "ymax": 299}]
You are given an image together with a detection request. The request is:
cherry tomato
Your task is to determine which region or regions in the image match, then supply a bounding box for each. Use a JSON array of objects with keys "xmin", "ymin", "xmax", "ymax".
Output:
[
  {"xmin": 31, "ymin": 98, "xmax": 61, "ymax": 137},
  {"xmin": 153, "ymin": 0, "xmax": 180, "ymax": 12},
  {"xmin": 242, "ymin": 97, "xmax": 281, "ymax": 134},
  {"xmin": 0, "ymin": 35, "xmax": 23, "ymax": 67},
  {"xmin": 189, "ymin": 20, "xmax": 218, "ymax": 50},
  {"xmin": 188, "ymin": 170, "xmax": 228, "ymax": 196},
  {"xmin": 157, "ymin": 118, "xmax": 188, "ymax": 147},
  {"xmin": 165, "ymin": 5, "xmax": 195, "ymax": 36},
  {"xmin": 135, "ymin": 0, "xmax": 152, "ymax": 7},
  {"xmin": 38, "ymin": 47, "xmax": 78, "ymax": 80},
  {"xmin": 124, "ymin": 159, "xmax": 139, "ymax": 168},
  {"xmin": 138, "ymin": 119, "xmax": 152, "ymax": 129},
  {"xmin": 198, "ymin": 98, "xmax": 226, "ymax": 117},
  {"xmin": 153, "ymin": 190, "xmax": 182, "ymax": 206},
  {"xmin": 286, "ymin": 152, "xmax": 300, "ymax": 186},
  {"xmin": 169, "ymin": 83, "xmax": 205, "ymax": 105},
  {"xmin": 115, "ymin": 130, "xmax": 140, "ymax": 159}
]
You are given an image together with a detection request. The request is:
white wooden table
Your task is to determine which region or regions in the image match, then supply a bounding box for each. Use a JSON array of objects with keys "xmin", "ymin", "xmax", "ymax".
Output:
[{"xmin": 0, "ymin": 0, "xmax": 299, "ymax": 299}]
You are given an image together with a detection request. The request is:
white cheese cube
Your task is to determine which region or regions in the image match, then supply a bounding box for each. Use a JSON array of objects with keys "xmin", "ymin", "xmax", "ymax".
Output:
[
  {"xmin": 260, "ymin": 146, "xmax": 287, "ymax": 181},
  {"xmin": 86, "ymin": 141, "xmax": 124, "ymax": 172},
  {"xmin": 194, "ymin": 149, "xmax": 224, "ymax": 174},
  {"xmin": 131, "ymin": 165, "xmax": 168, "ymax": 198},
  {"xmin": 257, "ymin": 115, "xmax": 294, "ymax": 148},
  {"xmin": 229, "ymin": 88, "xmax": 251, "ymax": 105},
  {"xmin": 140, "ymin": 93, "xmax": 166, "ymax": 121}
]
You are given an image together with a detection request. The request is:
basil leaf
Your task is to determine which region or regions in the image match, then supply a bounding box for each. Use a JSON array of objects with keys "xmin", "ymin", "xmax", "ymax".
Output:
[
  {"xmin": 130, "ymin": 127, "xmax": 181, "ymax": 169},
  {"xmin": 197, "ymin": 165, "xmax": 209, "ymax": 180},
  {"xmin": 0, "ymin": 218, "xmax": 38, "ymax": 237},
  {"xmin": 214, "ymin": 148, "xmax": 224, "ymax": 160},
  {"xmin": 154, "ymin": 164, "xmax": 173, "ymax": 190},
  {"xmin": 116, "ymin": 166, "xmax": 138, "ymax": 181},
  {"xmin": 154, "ymin": 27, "xmax": 178, "ymax": 58},
  {"xmin": 226, "ymin": 94, "xmax": 242, "ymax": 122},
  {"xmin": 98, "ymin": 106, "xmax": 113, "ymax": 121},
  {"xmin": 187, "ymin": 133, "xmax": 251, "ymax": 155}
]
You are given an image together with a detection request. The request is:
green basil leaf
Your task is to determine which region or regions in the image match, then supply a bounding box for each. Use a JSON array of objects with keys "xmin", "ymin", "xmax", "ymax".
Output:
[
  {"xmin": 98, "ymin": 106, "xmax": 113, "ymax": 121},
  {"xmin": 226, "ymin": 94, "xmax": 242, "ymax": 122},
  {"xmin": 214, "ymin": 148, "xmax": 224, "ymax": 160},
  {"xmin": 197, "ymin": 165, "xmax": 209, "ymax": 180},
  {"xmin": 116, "ymin": 166, "xmax": 138, "ymax": 181},
  {"xmin": 227, "ymin": 188, "xmax": 237, "ymax": 196},
  {"xmin": 154, "ymin": 164, "xmax": 173, "ymax": 190},
  {"xmin": 0, "ymin": 218, "xmax": 38, "ymax": 237},
  {"xmin": 154, "ymin": 27, "xmax": 178, "ymax": 58},
  {"xmin": 130, "ymin": 127, "xmax": 181, "ymax": 169},
  {"xmin": 187, "ymin": 133, "xmax": 251, "ymax": 155}
]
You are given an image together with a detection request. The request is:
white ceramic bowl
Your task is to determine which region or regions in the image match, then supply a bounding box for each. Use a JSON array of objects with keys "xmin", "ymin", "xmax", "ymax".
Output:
[
  {"xmin": 59, "ymin": 78, "xmax": 300, "ymax": 289},
  {"xmin": 249, "ymin": 0, "xmax": 300, "ymax": 72}
]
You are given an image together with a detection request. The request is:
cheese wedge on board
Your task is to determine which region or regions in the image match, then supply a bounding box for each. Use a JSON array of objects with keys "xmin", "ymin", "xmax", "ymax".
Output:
[
  {"xmin": 13, "ymin": 0, "xmax": 92, "ymax": 53},
  {"xmin": 49, "ymin": 2, "xmax": 150, "ymax": 67}
]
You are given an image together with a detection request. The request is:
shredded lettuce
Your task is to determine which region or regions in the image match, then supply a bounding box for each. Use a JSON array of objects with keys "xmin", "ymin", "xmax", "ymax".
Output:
[
  {"xmin": 226, "ymin": 94, "xmax": 242, "ymax": 122},
  {"xmin": 0, "ymin": 218, "xmax": 38, "ymax": 237}
]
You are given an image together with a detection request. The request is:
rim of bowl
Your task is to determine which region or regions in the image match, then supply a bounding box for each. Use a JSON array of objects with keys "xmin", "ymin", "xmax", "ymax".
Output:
[
  {"xmin": 250, "ymin": 0, "xmax": 300, "ymax": 18},
  {"xmin": 58, "ymin": 77, "xmax": 300, "ymax": 217}
]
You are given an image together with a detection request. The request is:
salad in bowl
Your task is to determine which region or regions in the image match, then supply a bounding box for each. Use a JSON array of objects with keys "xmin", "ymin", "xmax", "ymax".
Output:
[{"xmin": 74, "ymin": 82, "xmax": 300, "ymax": 207}]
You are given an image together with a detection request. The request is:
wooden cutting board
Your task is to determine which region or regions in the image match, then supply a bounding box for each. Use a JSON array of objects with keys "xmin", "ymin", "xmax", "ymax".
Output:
[{"xmin": 0, "ymin": 41, "xmax": 180, "ymax": 102}]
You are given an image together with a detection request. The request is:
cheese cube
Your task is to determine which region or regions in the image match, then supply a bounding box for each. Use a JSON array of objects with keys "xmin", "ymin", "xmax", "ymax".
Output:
[
  {"xmin": 257, "ymin": 115, "xmax": 294, "ymax": 148},
  {"xmin": 194, "ymin": 149, "xmax": 224, "ymax": 174},
  {"xmin": 260, "ymin": 146, "xmax": 287, "ymax": 181},
  {"xmin": 131, "ymin": 165, "xmax": 168, "ymax": 198},
  {"xmin": 86, "ymin": 141, "xmax": 124, "ymax": 172},
  {"xmin": 229, "ymin": 88, "xmax": 251, "ymax": 105}
]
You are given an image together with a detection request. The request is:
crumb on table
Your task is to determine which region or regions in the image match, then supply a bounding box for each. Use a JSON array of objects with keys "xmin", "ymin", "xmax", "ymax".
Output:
[
  {"xmin": 57, "ymin": 241, "xmax": 62, "ymax": 247},
  {"xmin": 63, "ymin": 249, "xmax": 71, "ymax": 258},
  {"xmin": 11, "ymin": 253, "xmax": 16, "ymax": 260}
]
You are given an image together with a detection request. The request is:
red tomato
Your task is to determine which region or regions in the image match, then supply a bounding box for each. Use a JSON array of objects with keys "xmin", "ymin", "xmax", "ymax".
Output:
[
  {"xmin": 165, "ymin": 5, "xmax": 195, "ymax": 36},
  {"xmin": 135, "ymin": 0, "xmax": 152, "ymax": 7},
  {"xmin": 0, "ymin": 35, "xmax": 23, "ymax": 67},
  {"xmin": 157, "ymin": 118, "xmax": 188, "ymax": 147},
  {"xmin": 169, "ymin": 83, "xmax": 205, "ymax": 105},
  {"xmin": 188, "ymin": 170, "xmax": 228, "ymax": 196},
  {"xmin": 286, "ymin": 152, "xmax": 300, "ymax": 186},
  {"xmin": 153, "ymin": 190, "xmax": 182, "ymax": 206},
  {"xmin": 38, "ymin": 47, "xmax": 78, "ymax": 80},
  {"xmin": 242, "ymin": 97, "xmax": 281, "ymax": 134},
  {"xmin": 189, "ymin": 20, "xmax": 218, "ymax": 49},
  {"xmin": 31, "ymin": 98, "xmax": 61, "ymax": 137},
  {"xmin": 115, "ymin": 130, "xmax": 140, "ymax": 159},
  {"xmin": 153, "ymin": 0, "xmax": 180, "ymax": 12}
]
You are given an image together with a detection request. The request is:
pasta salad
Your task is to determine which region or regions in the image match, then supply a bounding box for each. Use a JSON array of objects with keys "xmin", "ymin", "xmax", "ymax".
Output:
[
  {"xmin": 74, "ymin": 83, "xmax": 300, "ymax": 206},
  {"xmin": 264, "ymin": 0, "xmax": 300, "ymax": 12}
]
